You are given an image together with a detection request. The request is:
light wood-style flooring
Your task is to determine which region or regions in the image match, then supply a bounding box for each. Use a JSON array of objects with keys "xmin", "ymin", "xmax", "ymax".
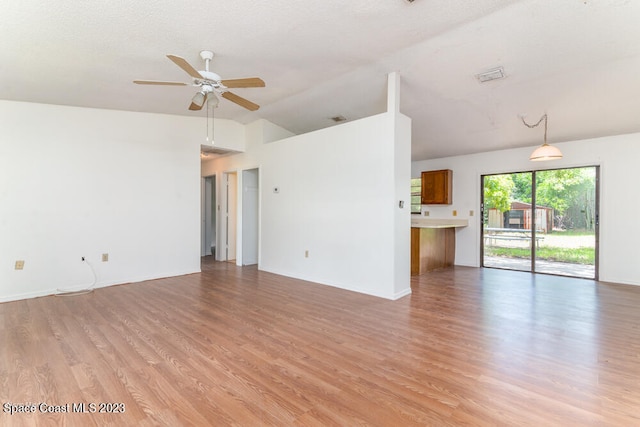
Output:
[{"xmin": 2, "ymin": 258, "xmax": 640, "ymax": 426}]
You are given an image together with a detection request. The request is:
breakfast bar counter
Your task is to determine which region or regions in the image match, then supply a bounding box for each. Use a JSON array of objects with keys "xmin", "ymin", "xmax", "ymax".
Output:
[{"xmin": 411, "ymin": 218, "xmax": 468, "ymax": 275}]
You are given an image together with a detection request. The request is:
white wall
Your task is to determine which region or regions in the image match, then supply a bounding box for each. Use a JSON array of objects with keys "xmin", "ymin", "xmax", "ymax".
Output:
[
  {"xmin": 202, "ymin": 113, "xmax": 412, "ymax": 300},
  {"xmin": 0, "ymin": 101, "xmax": 204, "ymax": 302},
  {"xmin": 412, "ymin": 132, "xmax": 640, "ymax": 286},
  {"xmin": 205, "ymin": 118, "xmax": 246, "ymax": 152},
  {"xmin": 1, "ymin": 97, "xmax": 411, "ymax": 302}
]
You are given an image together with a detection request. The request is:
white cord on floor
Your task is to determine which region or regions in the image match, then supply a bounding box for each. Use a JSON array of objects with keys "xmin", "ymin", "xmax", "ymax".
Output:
[{"xmin": 55, "ymin": 258, "xmax": 98, "ymax": 297}]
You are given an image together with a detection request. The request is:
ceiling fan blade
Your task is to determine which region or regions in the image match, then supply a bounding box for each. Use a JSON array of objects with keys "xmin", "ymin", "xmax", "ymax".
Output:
[
  {"xmin": 222, "ymin": 91, "xmax": 260, "ymax": 111},
  {"xmin": 221, "ymin": 77, "xmax": 265, "ymax": 88},
  {"xmin": 133, "ymin": 80, "xmax": 187, "ymax": 86},
  {"xmin": 167, "ymin": 54, "xmax": 203, "ymax": 79}
]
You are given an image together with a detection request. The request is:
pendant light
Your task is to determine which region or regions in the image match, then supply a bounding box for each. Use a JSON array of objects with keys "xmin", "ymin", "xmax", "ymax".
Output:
[{"xmin": 521, "ymin": 113, "xmax": 563, "ymax": 161}]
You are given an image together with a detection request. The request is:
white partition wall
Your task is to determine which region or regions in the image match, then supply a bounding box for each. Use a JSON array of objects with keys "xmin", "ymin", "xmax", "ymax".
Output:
[{"xmin": 203, "ymin": 112, "xmax": 412, "ymax": 299}]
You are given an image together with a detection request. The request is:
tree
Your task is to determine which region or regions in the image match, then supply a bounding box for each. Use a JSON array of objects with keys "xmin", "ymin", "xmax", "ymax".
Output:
[
  {"xmin": 536, "ymin": 168, "xmax": 596, "ymax": 230},
  {"xmin": 484, "ymin": 174, "xmax": 514, "ymax": 212},
  {"xmin": 511, "ymin": 172, "xmax": 532, "ymax": 204}
]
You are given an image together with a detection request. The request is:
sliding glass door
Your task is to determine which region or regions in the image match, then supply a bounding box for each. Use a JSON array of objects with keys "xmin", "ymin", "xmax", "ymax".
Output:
[
  {"xmin": 482, "ymin": 166, "xmax": 598, "ymax": 279},
  {"xmin": 483, "ymin": 172, "xmax": 533, "ymax": 272}
]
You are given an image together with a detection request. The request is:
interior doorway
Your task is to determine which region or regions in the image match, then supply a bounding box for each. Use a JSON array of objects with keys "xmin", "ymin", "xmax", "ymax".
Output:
[
  {"xmin": 201, "ymin": 175, "xmax": 217, "ymax": 257},
  {"xmin": 481, "ymin": 166, "xmax": 599, "ymax": 279}
]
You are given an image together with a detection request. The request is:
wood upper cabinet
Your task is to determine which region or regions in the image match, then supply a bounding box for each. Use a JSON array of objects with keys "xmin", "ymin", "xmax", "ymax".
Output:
[{"xmin": 421, "ymin": 169, "xmax": 452, "ymax": 205}]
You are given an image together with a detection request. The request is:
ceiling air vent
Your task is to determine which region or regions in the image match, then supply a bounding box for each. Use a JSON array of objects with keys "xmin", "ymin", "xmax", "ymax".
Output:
[{"xmin": 476, "ymin": 67, "xmax": 505, "ymax": 83}]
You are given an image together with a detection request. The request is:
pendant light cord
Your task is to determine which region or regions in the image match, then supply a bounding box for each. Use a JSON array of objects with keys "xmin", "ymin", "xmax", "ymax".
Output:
[{"xmin": 520, "ymin": 114, "xmax": 548, "ymax": 144}]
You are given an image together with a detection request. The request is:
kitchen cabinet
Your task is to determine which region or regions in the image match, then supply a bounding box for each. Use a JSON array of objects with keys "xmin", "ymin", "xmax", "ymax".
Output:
[{"xmin": 421, "ymin": 169, "xmax": 452, "ymax": 205}]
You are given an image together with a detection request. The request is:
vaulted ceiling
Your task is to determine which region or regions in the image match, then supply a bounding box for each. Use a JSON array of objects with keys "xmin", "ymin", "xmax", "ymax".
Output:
[{"xmin": 2, "ymin": 0, "xmax": 639, "ymax": 160}]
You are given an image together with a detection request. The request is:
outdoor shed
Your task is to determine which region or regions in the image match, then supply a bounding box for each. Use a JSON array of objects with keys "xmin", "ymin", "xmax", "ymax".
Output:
[{"xmin": 487, "ymin": 201, "xmax": 554, "ymax": 233}]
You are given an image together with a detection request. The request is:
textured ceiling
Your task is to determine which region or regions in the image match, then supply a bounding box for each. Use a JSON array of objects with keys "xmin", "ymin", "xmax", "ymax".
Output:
[{"xmin": 2, "ymin": 0, "xmax": 640, "ymax": 160}]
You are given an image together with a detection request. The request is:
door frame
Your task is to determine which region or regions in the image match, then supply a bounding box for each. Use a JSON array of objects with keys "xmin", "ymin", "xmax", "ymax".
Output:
[
  {"xmin": 222, "ymin": 170, "xmax": 238, "ymax": 263},
  {"xmin": 201, "ymin": 174, "xmax": 217, "ymax": 257}
]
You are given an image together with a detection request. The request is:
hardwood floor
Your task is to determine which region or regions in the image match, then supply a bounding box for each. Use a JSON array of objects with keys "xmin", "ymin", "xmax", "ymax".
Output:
[{"xmin": 2, "ymin": 259, "xmax": 640, "ymax": 426}]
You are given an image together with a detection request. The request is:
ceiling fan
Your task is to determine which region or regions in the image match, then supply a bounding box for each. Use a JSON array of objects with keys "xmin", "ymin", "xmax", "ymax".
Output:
[{"xmin": 134, "ymin": 50, "xmax": 265, "ymax": 111}]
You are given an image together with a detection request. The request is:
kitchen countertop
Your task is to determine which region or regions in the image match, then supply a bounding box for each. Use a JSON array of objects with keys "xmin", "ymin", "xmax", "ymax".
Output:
[{"xmin": 411, "ymin": 218, "xmax": 469, "ymax": 228}]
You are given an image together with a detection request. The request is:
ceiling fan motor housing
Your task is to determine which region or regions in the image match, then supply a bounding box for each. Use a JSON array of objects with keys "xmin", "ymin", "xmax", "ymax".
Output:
[{"xmin": 196, "ymin": 71, "xmax": 223, "ymax": 90}]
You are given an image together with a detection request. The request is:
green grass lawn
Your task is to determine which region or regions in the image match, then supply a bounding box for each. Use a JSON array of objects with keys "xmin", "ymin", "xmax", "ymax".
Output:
[
  {"xmin": 552, "ymin": 229, "xmax": 594, "ymax": 237},
  {"xmin": 485, "ymin": 246, "xmax": 594, "ymax": 264}
]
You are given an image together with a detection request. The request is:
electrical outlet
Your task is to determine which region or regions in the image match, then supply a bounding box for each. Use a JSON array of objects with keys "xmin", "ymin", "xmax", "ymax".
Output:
[
  {"xmin": 423, "ymin": 211, "xmax": 430, "ymax": 217},
  {"xmin": 305, "ymin": 250, "xmax": 309, "ymax": 258},
  {"xmin": 453, "ymin": 210, "xmax": 458, "ymax": 216},
  {"xmin": 15, "ymin": 260, "xmax": 25, "ymax": 270},
  {"xmin": 469, "ymin": 210, "xmax": 474, "ymax": 216},
  {"xmin": 102, "ymin": 253, "xmax": 109, "ymax": 262}
]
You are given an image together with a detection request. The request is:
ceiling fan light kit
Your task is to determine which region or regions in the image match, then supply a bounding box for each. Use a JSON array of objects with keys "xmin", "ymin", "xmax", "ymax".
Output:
[
  {"xmin": 133, "ymin": 50, "xmax": 265, "ymax": 112},
  {"xmin": 190, "ymin": 92, "xmax": 205, "ymax": 109},
  {"xmin": 207, "ymin": 93, "xmax": 219, "ymax": 108},
  {"xmin": 520, "ymin": 113, "xmax": 563, "ymax": 161}
]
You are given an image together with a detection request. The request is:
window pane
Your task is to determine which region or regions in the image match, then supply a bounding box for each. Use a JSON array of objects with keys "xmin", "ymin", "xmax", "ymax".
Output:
[{"xmin": 411, "ymin": 178, "xmax": 422, "ymax": 213}]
